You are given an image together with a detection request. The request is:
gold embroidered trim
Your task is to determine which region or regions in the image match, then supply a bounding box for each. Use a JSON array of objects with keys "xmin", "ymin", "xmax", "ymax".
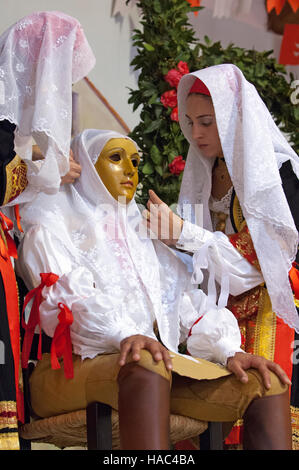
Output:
[
  {"xmin": 0, "ymin": 432, "xmax": 19, "ymax": 450},
  {"xmin": 0, "ymin": 224, "xmax": 7, "ymax": 250},
  {"xmin": 291, "ymin": 406, "xmax": 299, "ymax": 449},
  {"xmin": 230, "ymin": 226, "xmax": 261, "ymax": 272},
  {"xmin": 3, "ymin": 155, "xmax": 28, "ymax": 206},
  {"xmin": 231, "ymin": 193, "xmax": 245, "ymax": 233},
  {"xmin": 227, "ymin": 285, "xmax": 264, "ymax": 322},
  {"xmin": 253, "ymin": 289, "xmax": 276, "ymax": 361},
  {"xmin": 0, "ymin": 401, "xmax": 18, "ymax": 431}
]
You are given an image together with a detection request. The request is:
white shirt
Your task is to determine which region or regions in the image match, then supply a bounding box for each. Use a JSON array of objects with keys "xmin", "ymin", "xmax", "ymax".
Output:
[{"xmin": 17, "ymin": 223, "xmax": 244, "ymax": 366}]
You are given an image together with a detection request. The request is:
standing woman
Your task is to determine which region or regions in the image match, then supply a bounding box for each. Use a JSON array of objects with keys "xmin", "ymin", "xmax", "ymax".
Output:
[
  {"xmin": 0, "ymin": 11, "xmax": 95, "ymax": 449},
  {"xmin": 145, "ymin": 63, "xmax": 299, "ymax": 447}
]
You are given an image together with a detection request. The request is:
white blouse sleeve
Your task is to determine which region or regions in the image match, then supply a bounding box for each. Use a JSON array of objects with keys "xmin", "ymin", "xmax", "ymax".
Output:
[
  {"xmin": 17, "ymin": 226, "xmax": 155, "ymax": 360},
  {"xmin": 176, "ymin": 220, "xmax": 263, "ymax": 296},
  {"xmin": 178, "ymin": 288, "xmax": 244, "ymax": 366}
]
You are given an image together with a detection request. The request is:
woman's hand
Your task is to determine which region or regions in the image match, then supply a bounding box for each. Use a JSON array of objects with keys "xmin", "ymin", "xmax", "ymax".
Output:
[
  {"xmin": 227, "ymin": 352, "xmax": 292, "ymax": 390},
  {"xmin": 143, "ymin": 190, "xmax": 183, "ymax": 246},
  {"xmin": 60, "ymin": 149, "xmax": 81, "ymax": 185},
  {"xmin": 119, "ymin": 334, "xmax": 173, "ymax": 371},
  {"xmin": 32, "ymin": 144, "xmax": 81, "ymax": 185}
]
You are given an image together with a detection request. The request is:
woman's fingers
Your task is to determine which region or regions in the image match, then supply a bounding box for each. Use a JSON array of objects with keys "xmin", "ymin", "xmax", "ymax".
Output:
[
  {"xmin": 119, "ymin": 335, "xmax": 173, "ymax": 371},
  {"xmin": 148, "ymin": 189, "xmax": 165, "ymax": 206},
  {"xmin": 267, "ymin": 361, "xmax": 292, "ymax": 387},
  {"xmin": 119, "ymin": 339, "xmax": 134, "ymax": 366},
  {"xmin": 227, "ymin": 358, "xmax": 249, "ymax": 384}
]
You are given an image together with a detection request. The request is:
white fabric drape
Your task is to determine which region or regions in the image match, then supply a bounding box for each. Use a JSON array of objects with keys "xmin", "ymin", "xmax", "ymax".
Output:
[
  {"xmin": 0, "ymin": 11, "xmax": 95, "ymax": 202},
  {"xmin": 16, "ymin": 129, "xmax": 243, "ymax": 364},
  {"xmin": 177, "ymin": 64, "xmax": 299, "ymax": 333}
]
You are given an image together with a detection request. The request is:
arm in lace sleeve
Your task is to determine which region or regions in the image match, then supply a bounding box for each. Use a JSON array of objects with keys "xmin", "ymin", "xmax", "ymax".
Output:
[
  {"xmin": 178, "ymin": 288, "xmax": 244, "ymax": 366},
  {"xmin": 176, "ymin": 220, "xmax": 263, "ymax": 296},
  {"xmin": 17, "ymin": 226, "xmax": 153, "ymax": 359}
]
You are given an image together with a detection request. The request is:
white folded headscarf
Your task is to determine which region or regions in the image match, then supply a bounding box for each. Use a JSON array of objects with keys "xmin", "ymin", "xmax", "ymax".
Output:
[
  {"xmin": 177, "ymin": 64, "xmax": 299, "ymax": 332},
  {"xmin": 0, "ymin": 11, "xmax": 96, "ymax": 201}
]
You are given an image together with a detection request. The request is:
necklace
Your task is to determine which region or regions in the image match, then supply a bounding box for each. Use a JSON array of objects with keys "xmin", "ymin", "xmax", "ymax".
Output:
[
  {"xmin": 211, "ymin": 157, "xmax": 233, "ymax": 233},
  {"xmin": 211, "ymin": 157, "xmax": 232, "ymax": 200}
]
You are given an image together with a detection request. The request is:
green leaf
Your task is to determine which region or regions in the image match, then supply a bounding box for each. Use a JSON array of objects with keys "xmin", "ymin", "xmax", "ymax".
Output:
[
  {"xmin": 155, "ymin": 165, "xmax": 164, "ymax": 176},
  {"xmin": 142, "ymin": 162, "xmax": 154, "ymax": 175},
  {"xmin": 150, "ymin": 145, "xmax": 163, "ymax": 165},
  {"xmin": 143, "ymin": 43, "xmax": 155, "ymax": 52},
  {"xmin": 144, "ymin": 120, "xmax": 161, "ymax": 134}
]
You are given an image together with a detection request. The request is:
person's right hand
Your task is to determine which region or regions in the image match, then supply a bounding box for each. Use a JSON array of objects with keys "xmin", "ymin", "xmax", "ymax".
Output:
[
  {"xmin": 143, "ymin": 190, "xmax": 183, "ymax": 246},
  {"xmin": 60, "ymin": 149, "xmax": 81, "ymax": 185},
  {"xmin": 119, "ymin": 334, "xmax": 173, "ymax": 371}
]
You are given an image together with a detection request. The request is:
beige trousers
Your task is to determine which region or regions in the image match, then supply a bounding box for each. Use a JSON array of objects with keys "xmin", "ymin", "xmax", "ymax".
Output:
[{"xmin": 30, "ymin": 351, "xmax": 287, "ymax": 423}]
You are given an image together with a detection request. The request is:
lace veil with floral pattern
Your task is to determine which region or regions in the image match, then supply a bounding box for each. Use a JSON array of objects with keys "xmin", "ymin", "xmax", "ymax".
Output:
[
  {"xmin": 0, "ymin": 11, "xmax": 95, "ymax": 202},
  {"xmin": 177, "ymin": 64, "xmax": 299, "ymax": 332}
]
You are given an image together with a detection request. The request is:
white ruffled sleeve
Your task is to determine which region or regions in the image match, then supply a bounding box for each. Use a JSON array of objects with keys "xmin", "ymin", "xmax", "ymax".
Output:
[
  {"xmin": 17, "ymin": 226, "xmax": 155, "ymax": 360},
  {"xmin": 176, "ymin": 220, "xmax": 263, "ymax": 296},
  {"xmin": 178, "ymin": 289, "xmax": 244, "ymax": 366}
]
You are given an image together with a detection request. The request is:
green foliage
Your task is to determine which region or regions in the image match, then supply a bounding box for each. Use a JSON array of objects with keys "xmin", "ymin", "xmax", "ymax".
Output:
[{"xmin": 127, "ymin": 0, "xmax": 299, "ymax": 206}]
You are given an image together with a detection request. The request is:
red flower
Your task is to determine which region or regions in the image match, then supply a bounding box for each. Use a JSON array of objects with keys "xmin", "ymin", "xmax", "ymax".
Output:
[
  {"xmin": 160, "ymin": 89, "xmax": 177, "ymax": 108},
  {"xmin": 170, "ymin": 106, "xmax": 179, "ymax": 122},
  {"xmin": 164, "ymin": 69, "xmax": 182, "ymax": 88},
  {"xmin": 169, "ymin": 155, "xmax": 185, "ymax": 176},
  {"xmin": 177, "ymin": 61, "xmax": 189, "ymax": 75}
]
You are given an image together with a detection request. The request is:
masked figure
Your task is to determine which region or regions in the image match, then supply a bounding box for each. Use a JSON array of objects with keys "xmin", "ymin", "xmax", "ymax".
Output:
[
  {"xmin": 0, "ymin": 11, "xmax": 95, "ymax": 449},
  {"xmin": 16, "ymin": 129, "xmax": 292, "ymax": 450}
]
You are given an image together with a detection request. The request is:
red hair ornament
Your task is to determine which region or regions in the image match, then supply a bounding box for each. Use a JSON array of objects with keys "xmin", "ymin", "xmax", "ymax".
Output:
[{"xmin": 188, "ymin": 78, "xmax": 211, "ymax": 96}]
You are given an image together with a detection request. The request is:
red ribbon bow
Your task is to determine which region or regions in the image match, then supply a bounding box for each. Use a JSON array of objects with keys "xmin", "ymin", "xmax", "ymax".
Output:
[
  {"xmin": 51, "ymin": 303, "xmax": 74, "ymax": 379},
  {"xmin": 0, "ymin": 211, "xmax": 18, "ymax": 259},
  {"xmin": 21, "ymin": 272, "xmax": 59, "ymax": 369}
]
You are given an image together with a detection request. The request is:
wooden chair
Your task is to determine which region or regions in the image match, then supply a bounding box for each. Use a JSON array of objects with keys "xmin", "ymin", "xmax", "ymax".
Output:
[{"xmin": 19, "ymin": 364, "xmax": 223, "ymax": 450}]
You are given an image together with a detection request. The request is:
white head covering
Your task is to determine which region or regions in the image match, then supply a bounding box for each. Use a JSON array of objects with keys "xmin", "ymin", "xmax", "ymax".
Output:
[
  {"xmin": 177, "ymin": 63, "xmax": 299, "ymax": 332},
  {"xmin": 0, "ymin": 11, "xmax": 96, "ymax": 201},
  {"xmin": 19, "ymin": 129, "xmax": 196, "ymax": 353}
]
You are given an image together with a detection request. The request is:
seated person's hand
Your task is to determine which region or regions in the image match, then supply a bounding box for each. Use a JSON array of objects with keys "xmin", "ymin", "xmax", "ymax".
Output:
[
  {"xmin": 143, "ymin": 190, "xmax": 183, "ymax": 246},
  {"xmin": 60, "ymin": 149, "xmax": 81, "ymax": 185},
  {"xmin": 119, "ymin": 334, "xmax": 173, "ymax": 371},
  {"xmin": 227, "ymin": 352, "xmax": 292, "ymax": 390}
]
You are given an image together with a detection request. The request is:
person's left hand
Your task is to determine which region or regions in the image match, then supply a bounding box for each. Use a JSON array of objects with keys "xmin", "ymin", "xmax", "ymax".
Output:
[
  {"xmin": 60, "ymin": 149, "xmax": 81, "ymax": 185},
  {"xmin": 143, "ymin": 190, "xmax": 183, "ymax": 246},
  {"xmin": 227, "ymin": 352, "xmax": 292, "ymax": 390}
]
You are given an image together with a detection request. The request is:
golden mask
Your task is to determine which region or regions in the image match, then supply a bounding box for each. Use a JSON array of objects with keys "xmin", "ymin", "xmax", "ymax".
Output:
[{"xmin": 94, "ymin": 138, "xmax": 140, "ymax": 204}]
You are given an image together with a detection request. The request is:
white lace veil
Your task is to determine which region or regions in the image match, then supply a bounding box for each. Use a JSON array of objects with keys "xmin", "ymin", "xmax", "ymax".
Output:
[
  {"xmin": 0, "ymin": 11, "xmax": 96, "ymax": 201},
  {"xmin": 177, "ymin": 64, "xmax": 299, "ymax": 332}
]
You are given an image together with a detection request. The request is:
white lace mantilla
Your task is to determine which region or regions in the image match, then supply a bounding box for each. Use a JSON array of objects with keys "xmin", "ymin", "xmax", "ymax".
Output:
[
  {"xmin": 177, "ymin": 64, "xmax": 299, "ymax": 332},
  {"xmin": 0, "ymin": 11, "xmax": 95, "ymax": 203}
]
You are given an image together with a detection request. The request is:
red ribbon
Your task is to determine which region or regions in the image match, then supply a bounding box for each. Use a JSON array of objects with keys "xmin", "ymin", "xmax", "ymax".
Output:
[
  {"xmin": 21, "ymin": 272, "xmax": 59, "ymax": 369},
  {"xmin": 188, "ymin": 315, "xmax": 203, "ymax": 337},
  {"xmin": 51, "ymin": 303, "xmax": 74, "ymax": 379},
  {"xmin": 0, "ymin": 211, "xmax": 18, "ymax": 259},
  {"xmin": 14, "ymin": 204, "xmax": 23, "ymax": 233},
  {"xmin": 290, "ymin": 262, "xmax": 299, "ymax": 301}
]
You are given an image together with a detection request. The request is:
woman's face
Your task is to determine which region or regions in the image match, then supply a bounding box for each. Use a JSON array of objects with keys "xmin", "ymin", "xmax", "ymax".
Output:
[
  {"xmin": 94, "ymin": 138, "xmax": 140, "ymax": 203},
  {"xmin": 185, "ymin": 94, "xmax": 223, "ymax": 159}
]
